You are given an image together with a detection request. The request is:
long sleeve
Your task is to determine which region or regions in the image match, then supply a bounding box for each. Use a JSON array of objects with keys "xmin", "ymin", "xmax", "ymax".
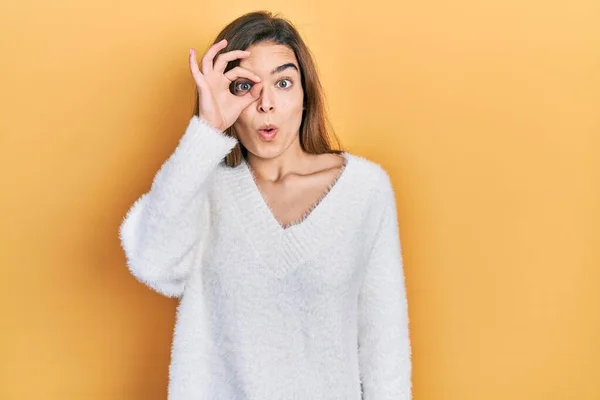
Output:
[
  {"xmin": 119, "ymin": 116, "xmax": 238, "ymax": 298},
  {"xmin": 357, "ymin": 173, "xmax": 412, "ymax": 399}
]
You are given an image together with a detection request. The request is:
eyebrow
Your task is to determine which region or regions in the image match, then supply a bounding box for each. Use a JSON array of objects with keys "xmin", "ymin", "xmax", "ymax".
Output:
[{"xmin": 271, "ymin": 63, "xmax": 299, "ymax": 75}]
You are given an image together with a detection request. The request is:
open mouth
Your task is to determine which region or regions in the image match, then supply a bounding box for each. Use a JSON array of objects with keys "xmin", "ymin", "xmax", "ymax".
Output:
[{"xmin": 258, "ymin": 126, "xmax": 278, "ymax": 141}]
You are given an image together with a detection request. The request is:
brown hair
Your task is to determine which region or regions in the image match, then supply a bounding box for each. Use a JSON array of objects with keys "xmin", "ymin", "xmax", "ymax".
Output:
[{"xmin": 193, "ymin": 11, "xmax": 343, "ymax": 167}]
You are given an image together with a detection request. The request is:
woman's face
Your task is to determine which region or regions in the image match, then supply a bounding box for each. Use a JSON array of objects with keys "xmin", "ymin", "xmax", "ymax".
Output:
[{"xmin": 232, "ymin": 41, "xmax": 304, "ymax": 160}]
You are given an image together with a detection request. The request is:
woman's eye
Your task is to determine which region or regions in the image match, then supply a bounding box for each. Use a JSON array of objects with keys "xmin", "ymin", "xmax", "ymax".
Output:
[
  {"xmin": 276, "ymin": 79, "xmax": 292, "ymax": 89},
  {"xmin": 234, "ymin": 81, "xmax": 253, "ymax": 93}
]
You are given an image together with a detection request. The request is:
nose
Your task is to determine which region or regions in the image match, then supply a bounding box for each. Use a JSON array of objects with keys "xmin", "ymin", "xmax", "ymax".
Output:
[{"xmin": 257, "ymin": 88, "xmax": 274, "ymax": 113}]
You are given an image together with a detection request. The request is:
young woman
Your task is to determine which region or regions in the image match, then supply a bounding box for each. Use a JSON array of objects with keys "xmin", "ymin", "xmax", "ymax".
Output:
[{"xmin": 120, "ymin": 10, "xmax": 411, "ymax": 400}]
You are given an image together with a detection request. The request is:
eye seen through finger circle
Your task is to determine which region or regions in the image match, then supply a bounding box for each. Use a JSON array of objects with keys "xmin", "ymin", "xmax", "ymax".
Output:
[
  {"xmin": 229, "ymin": 80, "xmax": 253, "ymax": 96},
  {"xmin": 236, "ymin": 81, "xmax": 253, "ymax": 92}
]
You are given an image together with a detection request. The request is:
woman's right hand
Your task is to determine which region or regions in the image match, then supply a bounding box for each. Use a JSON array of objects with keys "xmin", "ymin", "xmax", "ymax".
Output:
[{"xmin": 189, "ymin": 39, "xmax": 263, "ymax": 132}]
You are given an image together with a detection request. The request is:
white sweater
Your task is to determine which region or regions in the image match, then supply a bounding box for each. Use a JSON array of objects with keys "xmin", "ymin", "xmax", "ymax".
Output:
[{"xmin": 119, "ymin": 116, "xmax": 412, "ymax": 400}]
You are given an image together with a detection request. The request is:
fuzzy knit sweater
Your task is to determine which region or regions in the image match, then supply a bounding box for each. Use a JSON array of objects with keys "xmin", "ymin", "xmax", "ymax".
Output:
[{"xmin": 119, "ymin": 116, "xmax": 412, "ymax": 400}]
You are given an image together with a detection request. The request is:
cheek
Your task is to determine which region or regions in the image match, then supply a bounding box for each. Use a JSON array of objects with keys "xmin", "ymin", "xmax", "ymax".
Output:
[
  {"xmin": 234, "ymin": 108, "xmax": 254, "ymax": 130},
  {"xmin": 239, "ymin": 106, "xmax": 253, "ymax": 121},
  {"xmin": 231, "ymin": 114, "xmax": 253, "ymax": 145},
  {"xmin": 280, "ymin": 90, "xmax": 304, "ymax": 118}
]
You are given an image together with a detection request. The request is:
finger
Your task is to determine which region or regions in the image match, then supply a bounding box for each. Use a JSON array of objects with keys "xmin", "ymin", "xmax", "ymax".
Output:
[
  {"xmin": 190, "ymin": 49, "xmax": 211, "ymax": 94},
  {"xmin": 213, "ymin": 50, "xmax": 251, "ymax": 73},
  {"xmin": 241, "ymin": 81, "xmax": 264, "ymax": 110},
  {"xmin": 189, "ymin": 48, "xmax": 202, "ymax": 81},
  {"xmin": 201, "ymin": 39, "xmax": 228, "ymax": 74},
  {"xmin": 224, "ymin": 66, "xmax": 262, "ymax": 83},
  {"xmin": 249, "ymin": 81, "xmax": 263, "ymax": 98},
  {"xmin": 232, "ymin": 81, "xmax": 263, "ymax": 113},
  {"xmin": 196, "ymin": 71, "xmax": 211, "ymax": 96}
]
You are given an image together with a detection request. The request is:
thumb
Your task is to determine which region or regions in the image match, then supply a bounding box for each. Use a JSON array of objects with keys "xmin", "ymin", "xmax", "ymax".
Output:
[
  {"xmin": 239, "ymin": 81, "xmax": 263, "ymax": 108},
  {"xmin": 232, "ymin": 82, "xmax": 262, "ymax": 116},
  {"xmin": 249, "ymin": 81, "xmax": 263, "ymax": 99}
]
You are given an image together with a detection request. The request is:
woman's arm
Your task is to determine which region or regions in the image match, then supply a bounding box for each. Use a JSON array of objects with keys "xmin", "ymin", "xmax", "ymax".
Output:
[
  {"xmin": 120, "ymin": 40, "xmax": 263, "ymax": 297},
  {"xmin": 119, "ymin": 116, "xmax": 237, "ymax": 297},
  {"xmin": 357, "ymin": 172, "xmax": 412, "ymax": 399}
]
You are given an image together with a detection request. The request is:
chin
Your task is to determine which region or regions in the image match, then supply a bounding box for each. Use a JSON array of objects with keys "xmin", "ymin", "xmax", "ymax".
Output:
[
  {"xmin": 239, "ymin": 130, "xmax": 300, "ymax": 160},
  {"xmin": 246, "ymin": 144, "xmax": 285, "ymax": 160}
]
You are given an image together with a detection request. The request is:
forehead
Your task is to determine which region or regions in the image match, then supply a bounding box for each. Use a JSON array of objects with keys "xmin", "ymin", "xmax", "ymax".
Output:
[{"xmin": 238, "ymin": 42, "xmax": 299, "ymax": 74}]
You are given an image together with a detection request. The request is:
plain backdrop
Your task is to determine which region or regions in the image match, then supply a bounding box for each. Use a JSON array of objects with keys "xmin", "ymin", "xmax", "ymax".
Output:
[{"xmin": 1, "ymin": 0, "xmax": 599, "ymax": 399}]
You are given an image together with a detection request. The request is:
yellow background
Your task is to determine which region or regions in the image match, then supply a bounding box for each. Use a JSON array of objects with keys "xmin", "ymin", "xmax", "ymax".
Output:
[{"xmin": 1, "ymin": 0, "xmax": 599, "ymax": 399}]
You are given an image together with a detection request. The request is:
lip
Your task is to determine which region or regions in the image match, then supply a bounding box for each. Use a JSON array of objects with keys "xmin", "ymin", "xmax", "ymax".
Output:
[{"xmin": 257, "ymin": 124, "xmax": 278, "ymax": 141}]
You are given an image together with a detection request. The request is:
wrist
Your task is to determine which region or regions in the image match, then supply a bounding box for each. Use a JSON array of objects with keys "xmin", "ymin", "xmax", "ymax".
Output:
[{"xmin": 199, "ymin": 116, "xmax": 224, "ymax": 132}]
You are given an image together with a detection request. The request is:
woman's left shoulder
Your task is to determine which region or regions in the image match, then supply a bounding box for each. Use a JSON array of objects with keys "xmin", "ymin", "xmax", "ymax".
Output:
[{"xmin": 344, "ymin": 152, "xmax": 394, "ymax": 194}]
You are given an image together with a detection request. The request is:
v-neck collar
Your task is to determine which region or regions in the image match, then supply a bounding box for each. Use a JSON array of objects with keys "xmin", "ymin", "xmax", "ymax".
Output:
[
  {"xmin": 243, "ymin": 153, "xmax": 349, "ymax": 231},
  {"xmin": 226, "ymin": 152, "xmax": 354, "ymax": 277}
]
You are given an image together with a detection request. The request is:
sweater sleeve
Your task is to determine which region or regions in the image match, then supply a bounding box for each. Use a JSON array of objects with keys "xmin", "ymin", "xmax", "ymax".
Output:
[
  {"xmin": 119, "ymin": 116, "xmax": 238, "ymax": 298},
  {"xmin": 357, "ymin": 172, "xmax": 412, "ymax": 399}
]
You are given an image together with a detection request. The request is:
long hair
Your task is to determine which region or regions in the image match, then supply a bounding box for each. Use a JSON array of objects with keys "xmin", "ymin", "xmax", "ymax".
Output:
[{"xmin": 193, "ymin": 11, "xmax": 343, "ymax": 167}]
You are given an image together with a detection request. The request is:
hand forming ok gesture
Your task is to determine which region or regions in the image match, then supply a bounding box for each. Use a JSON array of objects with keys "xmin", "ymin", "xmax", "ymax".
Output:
[{"xmin": 189, "ymin": 39, "xmax": 263, "ymax": 132}]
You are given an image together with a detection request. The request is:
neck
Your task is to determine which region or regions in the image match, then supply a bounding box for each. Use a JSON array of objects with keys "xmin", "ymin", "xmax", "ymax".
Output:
[{"xmin": 245, "ymin": 137, "xmax": 309, "ymax": 182}]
